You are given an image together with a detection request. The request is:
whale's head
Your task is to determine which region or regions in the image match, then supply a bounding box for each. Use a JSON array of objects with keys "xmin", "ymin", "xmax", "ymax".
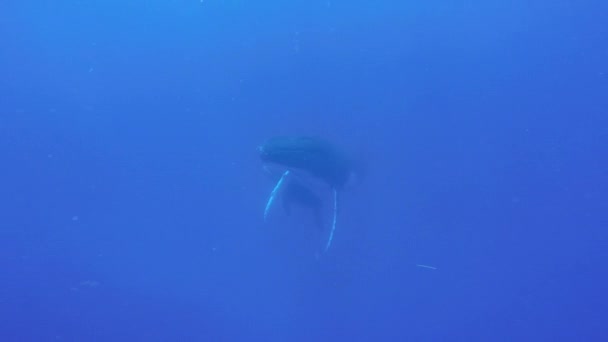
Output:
[
  {"xmin": 258, "ymin": 136, "xmax": 355, "ymax": 189},
  {"xmin": 258, "ymin": 137, "xmax": 318, "ymax": 166}
]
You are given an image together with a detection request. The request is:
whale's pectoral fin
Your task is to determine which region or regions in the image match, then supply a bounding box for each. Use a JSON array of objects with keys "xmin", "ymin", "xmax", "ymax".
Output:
[
  {"xmin": 264, "ymin": 170, "xmax": 291, "ymax": 221},
  {"xmin": 324, "ymin": 188, "xmax": 339, "ymax": 252}
]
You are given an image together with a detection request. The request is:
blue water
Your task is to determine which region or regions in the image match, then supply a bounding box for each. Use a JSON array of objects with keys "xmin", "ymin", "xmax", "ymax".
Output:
[{"xmin": 1, "ymin": 1, "xmax": 607, "ymax": 341}]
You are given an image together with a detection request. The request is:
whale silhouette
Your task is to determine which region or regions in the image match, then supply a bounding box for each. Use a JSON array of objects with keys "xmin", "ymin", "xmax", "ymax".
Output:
[{"xmin": 258, "ymin": 136, "xmax": 357, "ymax": 251}]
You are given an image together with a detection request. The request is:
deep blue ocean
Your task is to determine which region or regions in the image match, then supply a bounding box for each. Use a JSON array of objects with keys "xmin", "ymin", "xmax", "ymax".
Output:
[{"xmin": 1, "ymin": 1, "xmax": 607, "ymax": 341}]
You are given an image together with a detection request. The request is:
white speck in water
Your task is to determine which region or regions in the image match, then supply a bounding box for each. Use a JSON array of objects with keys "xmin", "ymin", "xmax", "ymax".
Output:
[
  {"xmin": 416, "ymin": 264, "xmax": 437, "ymax": 270},
  {"xmin": 79, "ymin": 280, "xmax": 100, "ymax": 287}
]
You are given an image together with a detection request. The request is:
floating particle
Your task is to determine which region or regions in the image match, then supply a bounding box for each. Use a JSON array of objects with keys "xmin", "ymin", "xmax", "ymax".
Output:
[{"xmin": 416, "ymin": 264, "xmax": 437, "ymax": 270}]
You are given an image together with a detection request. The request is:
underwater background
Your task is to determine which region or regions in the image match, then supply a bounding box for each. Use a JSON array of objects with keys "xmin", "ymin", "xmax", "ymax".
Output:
[{"xmin": 1, "ymin": 0, "xmax": 607, "ymax": 341}]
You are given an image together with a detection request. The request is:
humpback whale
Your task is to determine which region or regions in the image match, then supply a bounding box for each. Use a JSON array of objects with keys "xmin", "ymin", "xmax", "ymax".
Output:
[{"xmin": 258, "ymin": 136, "xmax": 357, "ymax": 251}]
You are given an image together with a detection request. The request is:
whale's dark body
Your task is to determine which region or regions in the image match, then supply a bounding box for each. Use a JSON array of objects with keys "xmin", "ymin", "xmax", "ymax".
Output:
[
  {"xmin": 258, "ymin": 136, "xmax": 354, "ymax": 189},
  {"xmin": 259, "ymin": 136, "xmax": 357, "ymax": 252},
  {"xmin": 282, "ymin": 178, "xmax": 325, "ymax": 232}
]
